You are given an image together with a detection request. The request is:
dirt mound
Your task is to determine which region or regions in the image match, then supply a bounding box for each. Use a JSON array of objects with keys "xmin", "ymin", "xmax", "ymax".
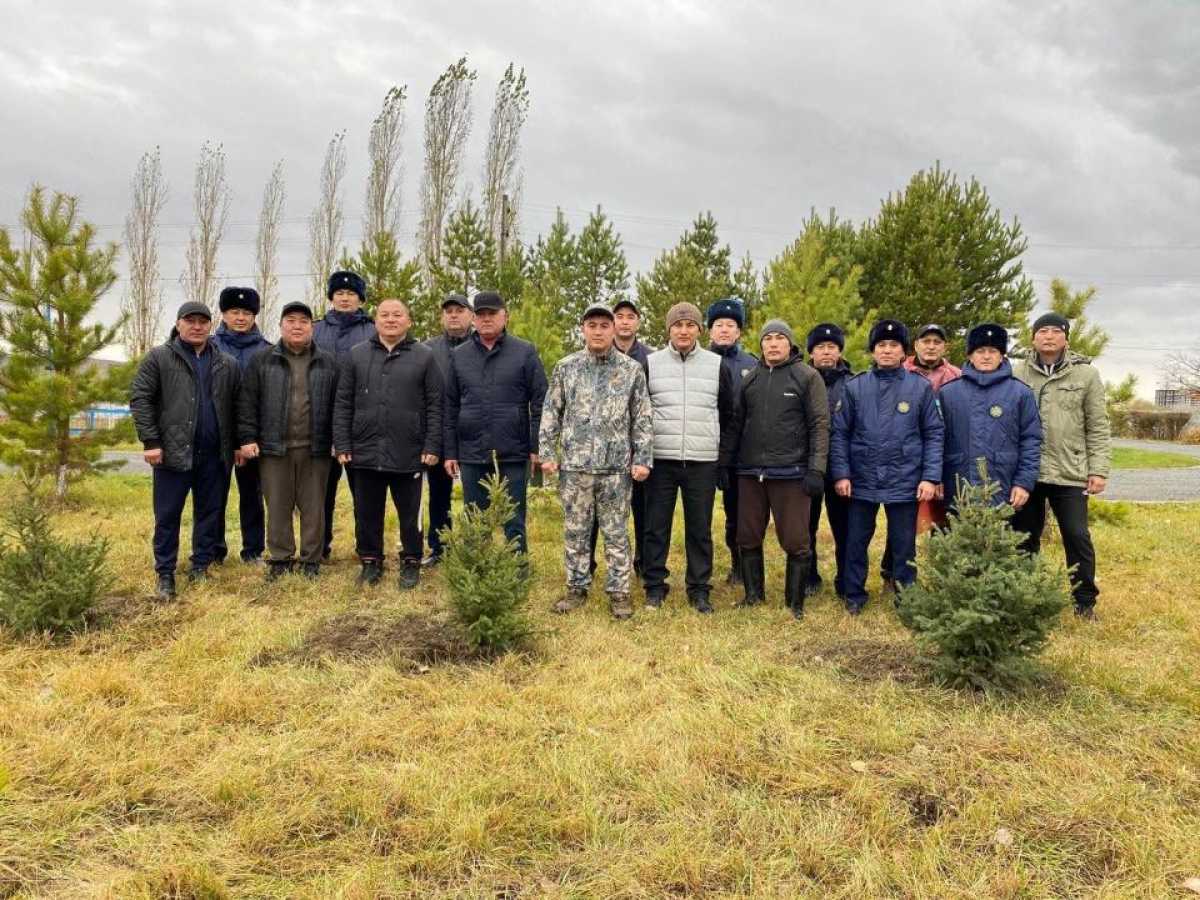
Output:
[{"xmin": 803, "ymin": 637, "xmax": 932, "ymax": 685}]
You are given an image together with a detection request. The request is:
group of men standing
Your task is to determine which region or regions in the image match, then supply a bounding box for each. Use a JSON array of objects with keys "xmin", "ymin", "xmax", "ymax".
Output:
[{"xmin": 130, "ymin": 277, "xmax": 1111, "ymax": 623}]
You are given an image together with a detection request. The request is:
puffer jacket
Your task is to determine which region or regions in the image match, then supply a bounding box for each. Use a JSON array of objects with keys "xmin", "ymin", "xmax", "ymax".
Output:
[
  {"xmin": 313, "ymin": 308, "xmax": 376, "ymax": 361},
  {"xmin": 444, "ymin": 331, "xmax": 548, "ymax": 463},
  {"xmin": 647, "ymin": 345, "xmax": 734, "ymax": 462},
  {"xmin": 1012, "ymin": 352, "xmax": 1111, "ymax": 486},
  {"xmin": 211, "ymin": 324, "xmax": 272, "ymax": 371},
  {"xmin": 539, "ymin": 348, "xmax": 653, "ymax": 473},
  {"xmin": 333, "ymin": 336, "xmax": 443, "ymax": 473},
  {"xmin": 829, "ymin": 365, "xmax": 944, "ymax": 503},
  {"xmin": 939, "ymin": 360, "xmax": 1042, "ymax": 506},
  {"xmin": 237, "ymin": 342, "xmax": 339, "ymax": 457},
  {"xmin": 725, "ymin": 351, "xmax": 829, "ymax": 479},
  {"xmin": 129, "ymin": 337, "xmax": 240, "ymax": 471}
]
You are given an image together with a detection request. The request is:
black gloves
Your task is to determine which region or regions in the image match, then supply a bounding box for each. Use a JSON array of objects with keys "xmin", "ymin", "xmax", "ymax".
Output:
[{"xmin": 803, "ymin": 470, "xmax": 825, "ymax": 497}]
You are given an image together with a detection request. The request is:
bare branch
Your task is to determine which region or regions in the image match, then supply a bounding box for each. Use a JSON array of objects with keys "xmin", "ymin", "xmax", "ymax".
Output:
[
  {"xmin": 418, "ymin": 57, "xmax": 477, "ymax": 280},
  {"xmin": 121, "ymin": 147, "xmax": 168, "ymax": 357},
  {"xmin": 307, "ymin": 131, "xmax": 347, "ymax": 314},
  {"xmin": 365, "ymin": 86, "xmax": 407, "ymax": 245},
  {"xmin": 255, "ymin": 160, "xmax": 286, "ymax": 339},
  {"xmin": 482, "ymin": 64, "xmax": 530, "ymax": 248},
  {"xmin": 180, "ymin": 142, "xmax": 231, "ymax": 312}
]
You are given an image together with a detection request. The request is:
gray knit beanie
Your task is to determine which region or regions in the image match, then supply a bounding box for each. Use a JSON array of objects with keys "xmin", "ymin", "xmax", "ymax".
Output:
[{"xmin": 759, "ymin": 318, "xmax": 795, "ymax": 347}]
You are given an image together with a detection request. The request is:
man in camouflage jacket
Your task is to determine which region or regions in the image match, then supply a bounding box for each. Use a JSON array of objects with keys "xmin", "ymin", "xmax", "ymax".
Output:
[{"xmin": 540, "ymin": 303, "xmax": 653, "ymax": 620}]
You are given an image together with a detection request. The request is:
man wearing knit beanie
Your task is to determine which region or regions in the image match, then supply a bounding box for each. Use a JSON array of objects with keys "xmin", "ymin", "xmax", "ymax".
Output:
[
  {"xmin": 643, "ymin": 300, "xmax": 736, "ymax": 614},
  {"xmin": 723, "ymin": 319, "xmax": 828, "ymax": 617},
  {"xmin": 1011, "ymin": 311, "xmax": 1111, "ymax": 619}
]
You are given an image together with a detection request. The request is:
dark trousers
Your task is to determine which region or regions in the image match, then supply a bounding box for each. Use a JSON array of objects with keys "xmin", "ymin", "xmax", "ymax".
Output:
[
  {"xmin": 642, "ymin": 459, "xmax": 717, "ymax": 598},
  {"xmin": 216, "ymin": 459, "xmax": 265, "ymax": 561},
  {"xmin": 152, "ymin": 452, "xmax": 228, "ymax": 575},
  {"xmin": 589, "ymin": 478, "xmax": 645, "ymax": 576},
  {"xmin": 808, "ymin": 486, "xmax": 851, "ymax": 596},
  {"xmin": 426, "ymin": 462, "xmax": 454, "ymax": 556},
  {"xmin": 1010, "ymin": 481, "xmax": 1098, "ymax": 608},
  {"xmin": 720, "ymin": 469, "xmax": 740, "ymax": 554},
  {"xmin": 260, "ymin": 449, "xmax": 331, "ymax": 564},
  {"xmin": 323, "ymin": 457, "xmax": 357, "ymax": 557},
  {"xmin": 736, "ymin": 477, "xmax": 811, "ymax": 555},
  {"xmin": 845, "ymin": 499, "xmax": 918, "ymax": 607},
  {"xmin": 353, "ymin": 468, "xmax": 424, "ymax": 562},
  {"xmin": 460, "ymin": 459, "xmax": 530, "ymax": 554}
]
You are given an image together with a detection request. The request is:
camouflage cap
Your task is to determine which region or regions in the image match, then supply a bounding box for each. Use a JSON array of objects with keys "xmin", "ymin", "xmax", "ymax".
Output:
[{"xmin": 581, "ymin": 302, "xmax": 615, "ymax": 323}]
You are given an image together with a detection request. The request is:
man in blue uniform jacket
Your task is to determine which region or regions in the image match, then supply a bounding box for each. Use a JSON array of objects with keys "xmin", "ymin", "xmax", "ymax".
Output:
[
  {"xmin": 938, "ymin": 323, "xmax": 1041, "ymax": 510},
  {"xmin": 830, "ymin": 320, "xmax": 944, "ymax": 614}
]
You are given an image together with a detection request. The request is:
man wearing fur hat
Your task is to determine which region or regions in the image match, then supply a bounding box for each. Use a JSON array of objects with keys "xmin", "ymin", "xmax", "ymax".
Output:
[
  {"xmin": 313, "ymin": 270, "xmax": 376, "ymax": 560},
  {"xmin": 1011, "ymin": 312, "xmax": 1111, "ymax": 619},
  {"xmin": 540, "ymin": 303, "xmax": 653, "ymax": 620},
  {"xmin": 706, "ymin": 297, "xmax": 758, "ymax": 586},
  {"xmin": 830, "ymin": 320, "xmax": 944, "ymax": 615},
  {"xmin": 212, "ymin": 286, "xmax": 272, "ymax": 565},
  {"xmin": 938, "ymin": 324, "xmax": 1041, "ymax": 510},
  {"xmin": 724, "ymin": 319, "xmax": 828, "ymax": 618},
  {"xmin": 129, "ymin": 301, "xmax": 241, "ymax": 599},
  {"xmin": 805, "ymin": 323, "xmax": 854, "ymax": 598},
  {"xmin": 642, "ymin": 301, "xmax": 736, "ymax": 613}
]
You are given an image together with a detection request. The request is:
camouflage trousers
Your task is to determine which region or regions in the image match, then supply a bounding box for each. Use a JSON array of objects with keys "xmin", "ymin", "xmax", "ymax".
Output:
[{"xmin": 559, "ymin": 470, "xmax": 633, "ymax": 594}]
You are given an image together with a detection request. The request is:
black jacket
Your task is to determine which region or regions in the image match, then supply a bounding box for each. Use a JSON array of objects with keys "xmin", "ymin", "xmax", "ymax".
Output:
[
  {"xmin": 815, "ymin": 361, "xmax": 852, "ymax": 484},
  {"xmin": 312, "ymin": 308, "xmax": 376, "ymax": 361},
  {"xmin": 423, "ymin": 330, "xmax": 472, "ymax": 380},
  {"xmin": 618, "ymin": 338, "xmax": 652, "ymax": 376},
  {"xmin": 333, "ymin": 335, "xmax": 443, "ymax": 473},
  {"xmin": 129, "ymin": 337, "xmax": 240, "ymax": 471},
  {"xmin": 237, "ymin": 341, "xmax": 339, "ymax": 457},
  {"xmin": 725, "ymin": 352, "xmax": 829, "ymax": 478},
  {"xmin": 444, "ymin": 331, "xmax": 548, "ymax": 463}
]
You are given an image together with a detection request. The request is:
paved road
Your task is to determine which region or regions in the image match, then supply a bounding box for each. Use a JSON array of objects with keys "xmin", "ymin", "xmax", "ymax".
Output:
[{"xmin": 101, "ymin": 439, "xmax": 1200, "ymax": 502}]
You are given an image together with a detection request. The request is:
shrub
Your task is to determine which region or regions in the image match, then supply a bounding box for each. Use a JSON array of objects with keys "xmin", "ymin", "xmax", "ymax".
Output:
[
  {"xmin": 1089, "ymin": 499, "xmax": 1132, "ymax": 527},
  {"xmin": 0, "ymin": 472, "xmax": 111, "ymax": 636},
  {"xmin": 1125, "ymin": 410, "xmax": 1192, "ymax": 441},
  {"xmin": 440, "ymin": 474, "xmax": 532, "ymax": 652},
  {"xmin": 897, "ymin": 468, "xmax": 1070, "ymax": 689}
]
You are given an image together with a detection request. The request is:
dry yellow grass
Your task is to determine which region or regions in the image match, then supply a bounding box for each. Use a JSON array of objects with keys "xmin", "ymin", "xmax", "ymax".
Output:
[{"xmin": 1, "ymin": 476, "xmax": 1198, "ymax": 898}]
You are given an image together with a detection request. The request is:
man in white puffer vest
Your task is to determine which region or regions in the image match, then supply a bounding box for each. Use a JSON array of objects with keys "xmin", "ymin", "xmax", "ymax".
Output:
[{"xmin": 642, "ymin": 301, "xmax": 736, "ymax": 613}]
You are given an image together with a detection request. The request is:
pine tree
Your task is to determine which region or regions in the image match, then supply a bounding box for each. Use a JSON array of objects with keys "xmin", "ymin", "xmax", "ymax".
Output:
[
  {"xmin": 731, "ymin": 251, "xmax": 762, "ymax": 318},
  {"xmin": 0, "ymin": 187, "xmax": 133, "ymax": 498},
  {"xmin": 341, "ymin": 231, "xmax": 422, "ymax": 320},
  {"xmin": 574, "ymin": 205, "xmax": 631, "ymax": 315},
  {"xmin": 859, "ymin": 163, "xmax": 1035, "ymax": 351},
  {"xmin": 509, "ymin": 282, "xmax": 566, "ymax": 377},
  {"xmin": 897, "ymin": 467, "xmax": 1070, "ymax": 689},
  {"xmin": 680, "ymin": 210, "xmax": 735, "ymax": 299},
  {"xmin": 440, "ymin": 474, "xmax": 532, "ymax": 652},
  {"xmin": 434, "ymin": 198, "xmax": 497, "ymax": 298}
]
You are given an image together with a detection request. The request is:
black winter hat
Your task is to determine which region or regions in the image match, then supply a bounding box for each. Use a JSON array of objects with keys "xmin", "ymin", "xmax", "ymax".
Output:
[
  {"xmin": 706, "ymin": 297, "xmax": 745, "ymax": 329},
  {"xmin": 327, "ymin": 270, "xmax": 367, "ymax": 302},
  {"xmin": 807, "ymin": 322, "xmax": 845, "ymax": 353},
  {"xmin": 868, "ymin": 319, "xmax": 909, "ymax": 351},
  {"xmin": 280, "ymin": 301, "xmax": 314, "ymax": 320},
  {"xmin": 219, "ymin": 286, "xmax": 260, "ymax": 314},
  {"xmin": 1031, "ymin": 312, "xmax": 1070, "ymax": 336},
  {"xmin": 967, "ymin": 323, "xmax": 1009, "ymax": 355}
]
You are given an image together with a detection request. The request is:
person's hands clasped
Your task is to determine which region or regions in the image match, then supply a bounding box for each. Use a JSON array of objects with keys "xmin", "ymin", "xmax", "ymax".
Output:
[{"xmin": 916, "ymin": 480, "xmax": 937, "ymax": 502}]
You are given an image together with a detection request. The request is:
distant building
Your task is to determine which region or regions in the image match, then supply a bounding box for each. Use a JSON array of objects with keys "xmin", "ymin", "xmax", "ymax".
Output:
[
  {"xmin": 1155, "ymin": 388, "xmax": 1200, "ymax": 409},
  {"xmin": 0, "ymin": 352, "xmax": 131, "ymax": 433}
]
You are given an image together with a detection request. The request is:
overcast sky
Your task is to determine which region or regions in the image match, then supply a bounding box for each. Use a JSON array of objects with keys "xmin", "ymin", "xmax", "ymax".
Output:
[{"xmin": 2, "ymin": 0, "xmax": 1197, "ymax": 395}]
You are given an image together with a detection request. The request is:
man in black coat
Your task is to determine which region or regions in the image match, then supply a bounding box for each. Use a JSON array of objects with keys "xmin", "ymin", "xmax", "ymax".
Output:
[
  {"xmin": 335, "ymin": 299, "xmax": 443, "ymax": 589},
  {"xmin": 129, "ymin": 301, "xmax": 241, "ymax": 599},
  {"xmin": 420, "ymin": 292, "xmax": 474, "ymax": 567},
  {"xmin": 238, "ymin": 302, "xmax": 340, "ymax": 580},
  {"xmin": 211, "ymin": 286, "xmax": 272, "ymax": 564},
  {"xmin": 443, "ymin": 291, "xmax": 548, "ymax": 557}
]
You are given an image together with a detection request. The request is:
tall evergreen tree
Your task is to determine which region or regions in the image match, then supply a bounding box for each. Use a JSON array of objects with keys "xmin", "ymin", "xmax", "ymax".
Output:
[
  {"xmin": 573, "ymin": 205, "xmax": 630, "ymax": 315},
  {"xmin": 0, "ymin": 187, "xmax": 132, "ymax": 498},
  {"xmin": 859, "ymin": 163, "xmax": 1035, "ymax": 351},
  {"xmin": 731, "ymin": 251, "xmax": 763, "ymax": 318},
  {"xmin": 434, "ymin": 198, "xmax": 497, "ymax": 298}
]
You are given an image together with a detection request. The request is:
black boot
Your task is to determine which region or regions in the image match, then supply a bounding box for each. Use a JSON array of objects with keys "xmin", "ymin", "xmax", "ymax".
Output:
[
  {"xmin": 155, "ymin": 573, "xmax": 177, "ymax": 601},
  {"xmin": 357, "ymin": 560, "xmax": 384, "ymax": 587},
  {"xmin": 785, "ymin": 553, "xmax": 809, "ymax": 619},
  {"xmin": 738, "ymin": 547, "xmax": 765, "ymax": 607},
  {"xmin": 725, "ymin": 546, "xmax": 742, "ymax": 585},
  {"xmin": 398, "ymin": 558, "xmax": 420, "ymax": 590}
]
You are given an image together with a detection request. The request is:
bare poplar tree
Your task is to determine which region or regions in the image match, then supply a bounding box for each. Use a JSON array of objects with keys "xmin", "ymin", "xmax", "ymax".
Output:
[
  {"xmin": 365, "ymin": 86, "xmax": 406, "ymax": 244},
  {"xmin": 307, "ymin": 130, "xmax": 347, "ymax": 313},
  {"xmin": 180, "ymin": 141, "xmax": 231, "ymax": 312},
  {"xmin": 482, "ymin": 64, "xmax": 530, "ymax": 248},
  {"xmin": 121, "ymin": 147, "xmax": 168, "ymax": 357},
  {"xmin": 418, "ymin": 57, "xmax": 477, "ymax": 278},
  {"xmin": 255, "ymin": 160, "xmax": 286, "ymax": 339}
]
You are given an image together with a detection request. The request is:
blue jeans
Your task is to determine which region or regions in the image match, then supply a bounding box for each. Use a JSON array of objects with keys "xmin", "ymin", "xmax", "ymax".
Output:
[
  {"xmin": 459, "ymin": 460, "xmax": 530, "ymax": 554},
  {"xmin": 152, "ymin": 451, "xmax": 228, "ymax": 575},
  {"xmin": 844, "ymin": 499, "xmax": 917, "ymax": 608}
]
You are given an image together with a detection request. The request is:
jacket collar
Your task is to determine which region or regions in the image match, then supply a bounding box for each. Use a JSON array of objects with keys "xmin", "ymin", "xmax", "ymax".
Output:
[
  {"xmin": 372, "ymin": 334, "xmax": 415, "ymax": 353},
  {"xmin": 711, "ymin": 341, "xmax": 743, "ymax": 359},
  {"xmin": 472, "ymin": 330, "xmax": 507, "ymax": 353},
  {"xmin": 668, "ymin": 342, "xmax": 701, "ymax": 362},
  {"xmin": 961, "ymin": 358, "xmax": 1013, "ymax": 386}
]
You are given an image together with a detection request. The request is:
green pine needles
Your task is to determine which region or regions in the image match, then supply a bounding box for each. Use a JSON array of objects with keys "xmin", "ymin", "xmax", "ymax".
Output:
[
  {"xmin": 897, "ymin": 467, "xmax": 1070, "ymax": 689},
  {"xmin": 440, "ymin": 474, "xmax": 532, "ymax": 652}
]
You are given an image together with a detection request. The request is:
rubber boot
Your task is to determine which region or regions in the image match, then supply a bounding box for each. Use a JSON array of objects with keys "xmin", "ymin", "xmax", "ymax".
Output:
[
  {"xmin": 785, "ymin": 553, "xmax": 809, "ymax": 619},
  {"xmin": 738, "ymin": 547, "xmax": 765, "ymax": 607},
  {"xmin": 725, "ymin": 546, "xmax": 743, "ymax": 585}
]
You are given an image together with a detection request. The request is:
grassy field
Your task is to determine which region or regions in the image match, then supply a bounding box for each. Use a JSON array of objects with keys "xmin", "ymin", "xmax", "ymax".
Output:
[
  {"xmin": 1, "ymin": 475, "xmax": 1198, "ymax": 898},
  {"xmin": 1110, "ymin": 446, "xmax": 1198, "ymax": 469}
]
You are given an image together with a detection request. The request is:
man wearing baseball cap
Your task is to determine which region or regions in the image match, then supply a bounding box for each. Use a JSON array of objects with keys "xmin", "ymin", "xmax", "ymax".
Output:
[
  {"xmin": 540, "ymin": 303, "xmax": 653, "ymax": 620},
  {"xmin": 129, "ymin": 301, "xmax": 241, "ymax": 599}
]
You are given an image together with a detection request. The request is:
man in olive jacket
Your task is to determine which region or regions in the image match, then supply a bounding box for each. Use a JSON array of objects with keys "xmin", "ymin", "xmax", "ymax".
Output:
[
  {"xmin": 129, "ymin": 301, "xmax": 240, "ymax": 599},
  {"xmin": 1011, "ymin": 312, "xmax": 1112, "ymax": 618},
  {"xmin": 238, "ymin": 302, "xmax": 339, "ymax": 580},
  {"xmin": 334, "ymin": 299, "xmax": 443, "ymax": 590}
]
